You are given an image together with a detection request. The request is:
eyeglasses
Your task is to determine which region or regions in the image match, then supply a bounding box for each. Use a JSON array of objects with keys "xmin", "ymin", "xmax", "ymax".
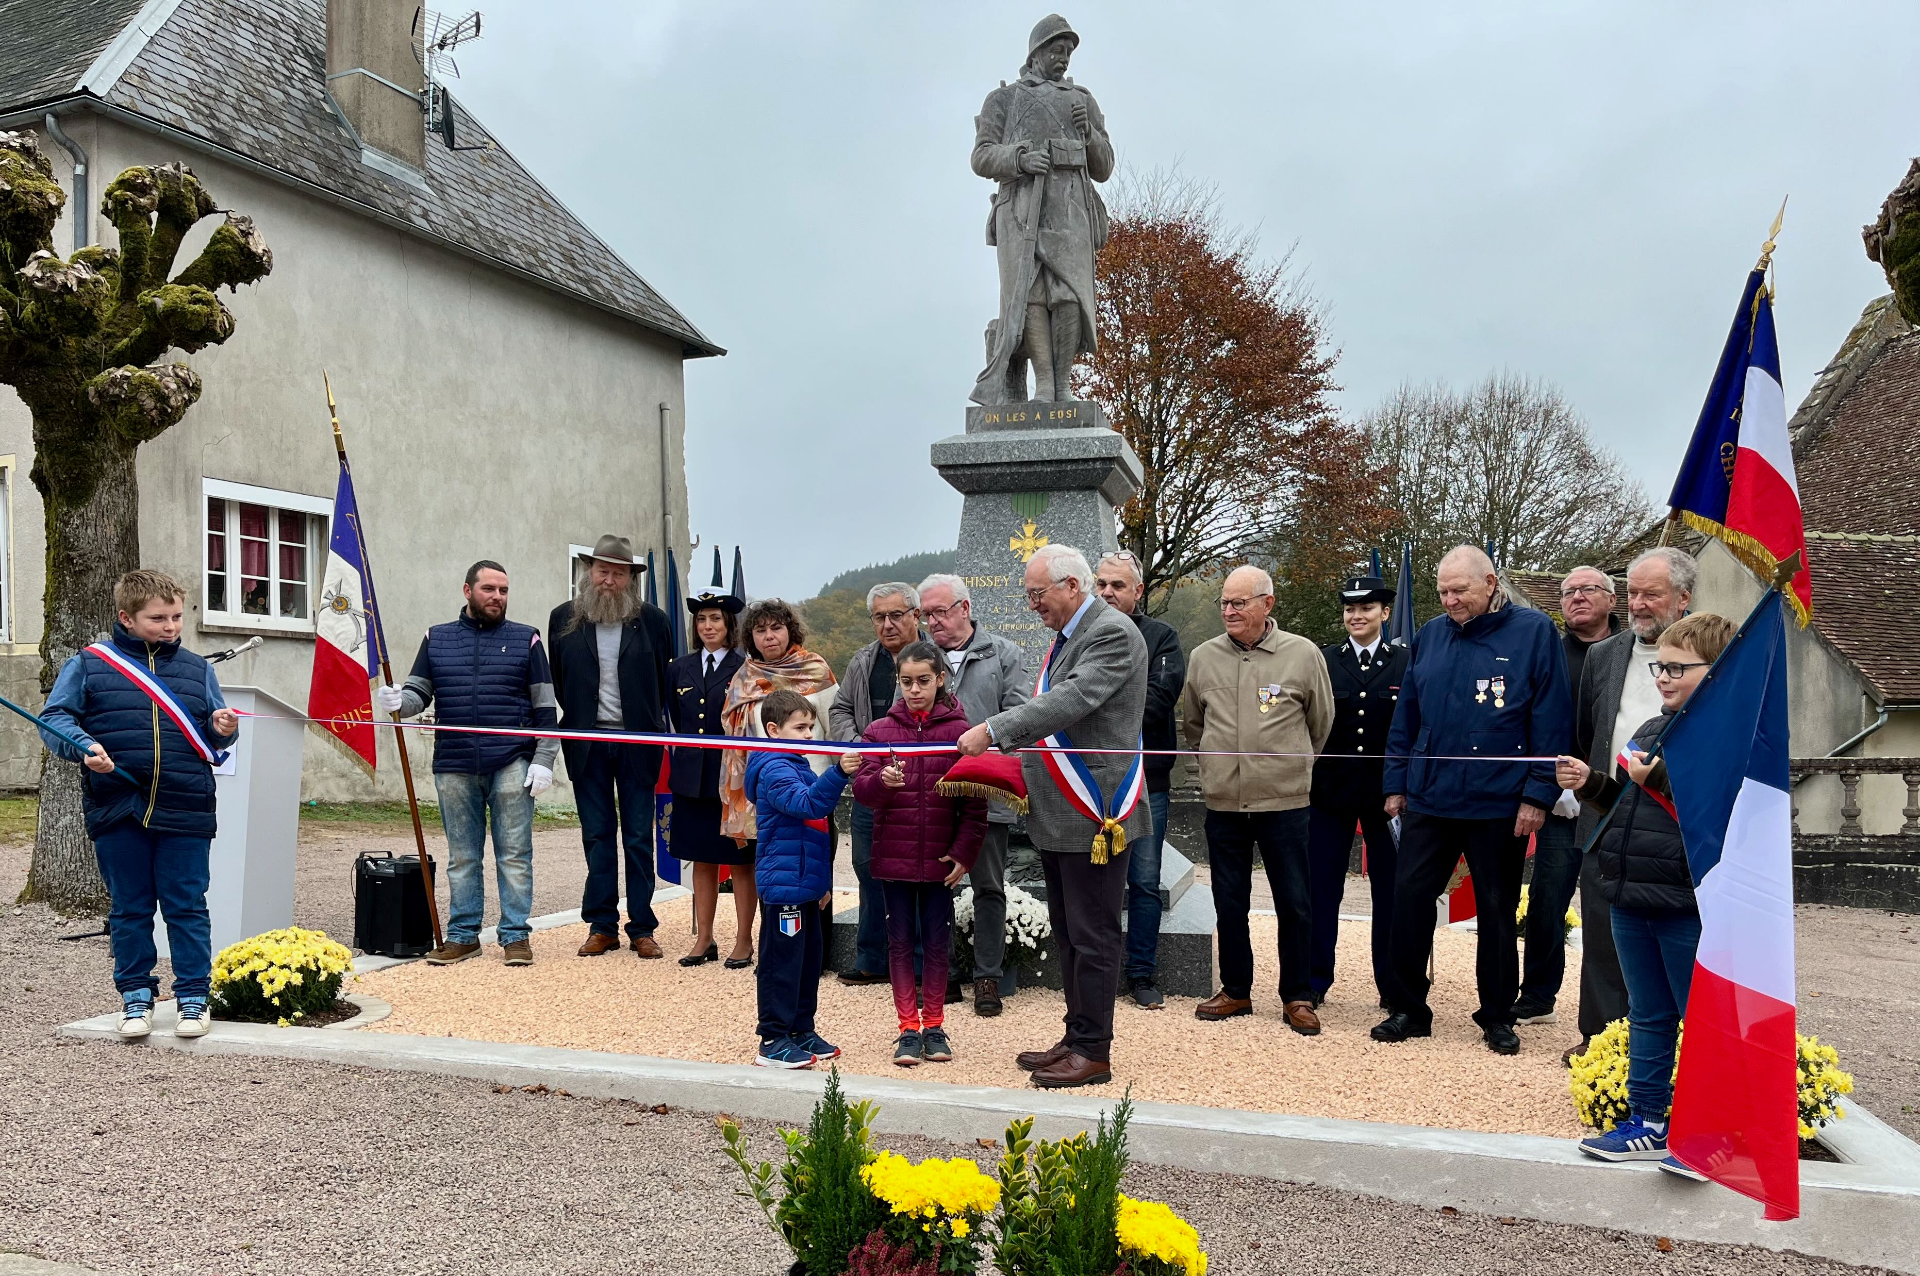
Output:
[
  {"xmin": 1560, "ymin": 584, "xmax": 1613, "ymax": 600},
  {"xmin": 870, "ymin": 609, "xmax": 916, "ymax": 625},
  {"xmin": 1648, "ymin": 660, "xmax": 1710, "ymax": 680},
  {"xmin": 1025, "ymin": 580, "xmax": 1068, "ymax": 603},
  {"xmin": 1219, "ymin": 596, "xmax": 1268, "ymax": 613},
  {"xmin": 921, "ymin": 602, "xmax": 965, "ymax": 622}
]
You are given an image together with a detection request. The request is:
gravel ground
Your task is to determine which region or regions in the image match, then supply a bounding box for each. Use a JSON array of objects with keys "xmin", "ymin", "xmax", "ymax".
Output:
[{"xmin": 0, "ymin": 824, "xmax": 1908, "ymax": 1275}]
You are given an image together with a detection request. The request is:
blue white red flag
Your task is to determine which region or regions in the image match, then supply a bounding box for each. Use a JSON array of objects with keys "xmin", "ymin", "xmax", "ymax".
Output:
[
  {"xmin": 1661, "ymin": 593, "xmax": 1799, "ymax": 1219},
  {"xmin": 309, "ymin": 459, "xmax": 383, "ymax": 770},
  {"xmin": 1667, "ymin": 267, "xmax": 1811, "ymax": 624}
]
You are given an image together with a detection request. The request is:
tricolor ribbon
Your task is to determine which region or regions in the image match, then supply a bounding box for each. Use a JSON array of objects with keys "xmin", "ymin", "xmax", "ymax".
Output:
[
  {"xmin": 1619, "ymin": 744, "xmax": 1677, "ymax": 819},
  {"xmin": 1033, "ymin": 646, "xmax": 1143, "ymax": 865},
  {"xmin": 85, "ymin": 642, "xmax": 231, "ymax": 766}
]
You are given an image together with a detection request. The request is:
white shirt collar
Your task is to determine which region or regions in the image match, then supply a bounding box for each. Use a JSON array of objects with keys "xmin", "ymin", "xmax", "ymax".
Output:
[
  {"xmin": 1059, "ymin": 593, "xmax": 1097, "ymax": 640},
  {"xmin": 1349, "ymin": 636, "xmax": 1382, "ymax": 660}
]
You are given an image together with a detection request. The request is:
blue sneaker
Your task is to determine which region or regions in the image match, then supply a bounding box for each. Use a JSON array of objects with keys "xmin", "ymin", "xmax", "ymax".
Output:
[
  {"xmin": 795, "ymin": 1031, "xmax": 840, "ymax": 1062},
  {"xmin": 754, "ymin": 1036, "xmax": 816, "ymax": 1070},
  {"xmin": 893, "ymin": 1030, "xmax": 924, "ymax": 1067},
  {"xmin": 175, "ymin": 997, "xmax": 210, "ymax": 1039},
  {"xmin": 117, "ymin": 992, "xmax": 153, "ymax": 1040},
  {"xmin": 1579, "ymin": 1116, "xmax": 1669, "ymax": 1162},
  {"xmin": 1658, "ymin": 1154, "xmax": 1708, "ymax": 1181}
]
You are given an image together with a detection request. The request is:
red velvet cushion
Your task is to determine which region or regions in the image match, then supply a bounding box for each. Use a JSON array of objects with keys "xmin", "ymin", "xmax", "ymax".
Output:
[{"xmin": 935, "ymin": 752, "xmax": 1029, "ymax": 814}]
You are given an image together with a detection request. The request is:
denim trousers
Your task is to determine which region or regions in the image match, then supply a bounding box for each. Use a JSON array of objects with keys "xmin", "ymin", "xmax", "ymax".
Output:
[
  {"xmin": 849, "ymin": 802, "xmax": 891, "ymax": 974},
  {"xmin": 575, "ymin": 742, "xmax": 659, "ymax": 939},
  {"xmin": 1610, "ymin": 904, "xmax": 1701, "ymax": 1119},
  {"xmin": 1206, "ymin": 808, "xmax": 1313, "ymax": 1002},
  {"xmin": 1518, "ymin": 813, "xmax": 1581, "ymax": 1009},
  {"xmin": 883, "ymin": 879, "xmax": 953, "ymax": 1031},
  {"xmin": 93, "ymin": 821, "xmax": 212, "ymax": 999},
  {"xmin": 435, "ymin": 758, "xmax": 535, "ymax": 946},
  {"xmin": 756, "ymin": 899, "xmax": 822, "ymax": 1042},
  {"xmin": 1123, "ymin": 790, "xmax": 1170, "ymax": 981}
]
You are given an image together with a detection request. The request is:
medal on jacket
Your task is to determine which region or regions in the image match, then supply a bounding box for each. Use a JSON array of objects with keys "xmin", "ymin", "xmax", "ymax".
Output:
[
  {"xmin": 1475, "ymin": 678, "xmax": 1490, "ymax": 704},
  {"xmin": 1257, "ymin": 683, "xmax": 1282, "ymax": 714},
  {"xmin": 1491, "ymin": 675, "xmax": 1506, "ymax": 708}
]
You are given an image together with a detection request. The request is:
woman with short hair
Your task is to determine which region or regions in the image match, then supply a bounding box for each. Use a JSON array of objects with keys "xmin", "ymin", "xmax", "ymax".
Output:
[{"xmin": 668, "ymin": 589, "xmax": 754, "ymax": 967}]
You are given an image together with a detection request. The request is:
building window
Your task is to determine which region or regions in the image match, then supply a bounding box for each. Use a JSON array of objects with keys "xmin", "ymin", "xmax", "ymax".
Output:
[{"xmin": 202, "ymin": 479, "xmax": 329, "ymax": 633}]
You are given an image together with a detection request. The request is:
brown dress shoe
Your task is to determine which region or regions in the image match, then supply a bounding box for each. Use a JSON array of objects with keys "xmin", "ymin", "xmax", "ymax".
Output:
[
  {"xmin": 1016, "ymin": 1041, "xmax": 1073, "ymax": 1072},
  {"xmin": 1283, "ymin": 1000, "xmax": 1322, "ymax": 1036},
  {"xmin": 630, "ymin": 936, "xmax": 663, "ymax": 959},
  {"xmin": 577, "ymin": 932, "xmax": 621, "ymax": 957},
  {"xmin": 1195, "ymin": 991, "xmax": 1253, "ymax": 1021},
  {"xmin": 973, "ymin": 978, "xmax": 1002, "ymax": 1018},
  {"xmin": 424, "ymin": 940, "xmax": 481, "ymax": 965},
  {"xmin": 502, "ymin": 940, "xmax": 533, "ymax": 966},
  {"xmin": 1031, "ymin": 1051, "xmax": 1112, "ymax": 1089}
]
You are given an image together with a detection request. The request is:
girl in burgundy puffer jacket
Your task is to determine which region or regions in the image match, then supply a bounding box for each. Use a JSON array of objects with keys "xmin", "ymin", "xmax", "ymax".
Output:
[{"xmin": 853, "ymin": 641, "xmax": 988, "ymax": 1066}]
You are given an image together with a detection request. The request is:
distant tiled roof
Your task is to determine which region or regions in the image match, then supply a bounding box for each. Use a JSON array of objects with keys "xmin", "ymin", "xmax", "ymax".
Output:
[
  {"xmin": 0, "ymin": 0, "xmax": 720, "ymax": 356},
  {"xmin": 1800, "ymin": 535, "xmax": 1920, "ymax": 703}
]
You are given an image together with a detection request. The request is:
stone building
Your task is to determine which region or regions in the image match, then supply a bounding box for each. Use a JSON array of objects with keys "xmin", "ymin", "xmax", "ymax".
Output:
[{"xmin": 0, "ymin": 0, "xmax": 721, "ymax": 799}]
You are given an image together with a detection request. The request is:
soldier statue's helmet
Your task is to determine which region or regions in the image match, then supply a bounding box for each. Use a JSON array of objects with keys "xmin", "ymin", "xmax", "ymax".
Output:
[
  {"xmin": 1340, "ymin": 576, "xmax": 1395, "ymax": 606},
  {"xmin": 1027, "ymin": 13, "xmax": 1080, "ymax": 59}
]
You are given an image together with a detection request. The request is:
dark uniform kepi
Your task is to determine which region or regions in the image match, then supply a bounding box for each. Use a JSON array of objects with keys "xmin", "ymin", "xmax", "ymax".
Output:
[{"xmin": 1306, "ymin": 577, "xmax": 1408, "ymax": 1006}]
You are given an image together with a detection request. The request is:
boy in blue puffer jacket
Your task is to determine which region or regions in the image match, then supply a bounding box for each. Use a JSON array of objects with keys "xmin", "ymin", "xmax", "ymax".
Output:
[
  {"xmin": 39, "ymin": 570, "xmax": 239, "ymax": 1042},
  {"xmin": 744, "ymin": 689, "xmax": 863, "ymax": 1068}
]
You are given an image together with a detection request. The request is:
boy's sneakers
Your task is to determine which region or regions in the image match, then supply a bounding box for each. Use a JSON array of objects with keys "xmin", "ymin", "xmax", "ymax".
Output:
[
  {"xmin": 1659, "ymin": 1155, "xmax": 1708, "ymax": 1181},
  {"xmin": 1510, "ymin": 997, "xmax": 1557, "ymax": 1025},
  {"xmin": 117, "ymin": 994, "xmax": 153, "ymax": 1040},
  {"xmin": 175, "ymin": 997, "xmax": 210, "ymax": 1038},
  {"xmin": 1578, "ymin": 1116, "xmax": 1669, "ymax": 1162},
  {"xmin": 920, "ymin": 1027, "xmax": 953, "ymax": 1063},
  {"xmin": 425, "ymin": 940, "xmax": 481, "ymax": 965},
  {"xmin": 796, "ymin": 1031, "xmax": 841, "ymax": 1062},
  {"xmin": 755, "ymin": 1036, "xmax": 816, "ymax": 1070},
  {"xmin": 893, "ymin": 1030, "xmax": 924, "ymax": 1067}
]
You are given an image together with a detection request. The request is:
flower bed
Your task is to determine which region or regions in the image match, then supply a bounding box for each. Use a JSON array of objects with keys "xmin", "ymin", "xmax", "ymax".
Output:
[
  {"xmin": 952, "ymin": 883, "xmax": 1050, "ymax": 979},
  {"xmin": 210, "ymin": 927, "xmax": 354, "ymax": 1026}
]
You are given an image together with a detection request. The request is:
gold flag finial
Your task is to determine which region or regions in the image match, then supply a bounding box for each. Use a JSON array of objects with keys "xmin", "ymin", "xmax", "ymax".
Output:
[{"xmin": 1757, "ymin": 196, "xmax": 1788, "ymax": 274}]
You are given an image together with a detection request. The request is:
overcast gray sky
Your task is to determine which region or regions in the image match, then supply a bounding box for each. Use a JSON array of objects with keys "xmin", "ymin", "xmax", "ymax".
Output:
[{"xmin": 449, "ymin": 2, "xmax": 1920, "ymax": 600}]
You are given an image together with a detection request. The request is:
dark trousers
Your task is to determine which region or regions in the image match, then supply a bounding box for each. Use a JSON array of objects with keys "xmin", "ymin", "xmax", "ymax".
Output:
[
  {"xmin": 755, "ymin": 899, "xmax": 822, "ymax": 1041},
  {"xmin": 1578, "ymin": 848, "xmax": 1630, "ymax": 1041},
  {"xmin": 93, "ymin": 822, "xmax": 212, "ymax": 999},
  {"xmin": 882, "ymin": 879, "xmax": 952, "ymax": 1031},
  {"xmin": 1207, "ymin": 808, "xmax": 1313, "ymax": 1002},
  {"xmin": 1518, "ymin": 813, "xmax": 1580, "ymax": 1009},
  {"xmin": 1306, "ymin": 803, "xmax": 1397, "ymax": 1002},
  {"xmin": 1387, "ymin": 811, "xmax": 1526, "ymax": 1030},
  {"xmin": 576, "ymin": 742, "xmax": 660, "ymax": 938},
  {"xmin": 1040, "ymin": 847, "xmax": 1129, "ymax": 1063},
  {"xmin": 849, "ymin": 803, "xmax": 891, "ymax": 974}
]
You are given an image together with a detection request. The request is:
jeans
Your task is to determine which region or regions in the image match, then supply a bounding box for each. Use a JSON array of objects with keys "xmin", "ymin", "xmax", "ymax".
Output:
[
  {"xmin": 1387, "ymin": 811, "xmax": 1526, "ymax": 1030},
  {"xmin": 1611, "ymin": 905, "xmax": 1701, "ymax": 1119},
  {"xmin": 575, "ymin": 742, "xmax": 659, "ymax": 939},
  {"xmin": 964, "ymin": 824, "xmax": 1009, "ymax": 980},
  {"xmin": 1206, "ymin": 808, "xmax": 1313, "ymax": 1002},
  {"xmin": 756, "ymin": 899, "xmax": 822, "ymax": 1041},
  {"xmin": 1518, "ymin": 813, "xmax": 1580, "ymax": 1010},
  {"xmin": 1123, "ymin": 790, "xmax": 1170, "ymax": 981},
  {"xmin": 848, "ymin": 802, "xmax": 890, "ymax": 975},
  {"xmin": 435, "ymin": 758, "xmax": 535, "ymax": 946},
  {"xmin": 1306, "ymin": 803, "xmax": 1398, "ymax": 1001},
  {"xmin": 883, "ymin": 879, "xmax": 953, "ymax": 1031},
  {"xmin": 93, "ymin": 822, "xmax": 212, "ymax": 999}
]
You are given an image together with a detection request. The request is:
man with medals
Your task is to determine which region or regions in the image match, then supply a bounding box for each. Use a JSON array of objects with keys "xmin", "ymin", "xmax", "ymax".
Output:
[{"xmin": 1306, "ymin": 576, "xmax": 1408, "ymax": 1009}]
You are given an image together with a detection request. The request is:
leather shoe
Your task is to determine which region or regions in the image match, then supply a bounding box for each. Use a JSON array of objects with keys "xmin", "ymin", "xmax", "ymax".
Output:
[
  {"xmin": 577, "ymin": 932, "xmax": 621, "ymax": 957},
  {"xmin": 974, "ymin": 978, "xmax": 1002, "ymax": 1018},
  {"xmin": 837, "ymin": 969, "xmax": 888, "ymax": 986},
  {"xmin": 1194, "ymin": 990, "xmax": 1253, "ymax": 1021},
  {"xmin": 1031, "ymin": 1051, "xmax": 1112, "ymax": 1089},
  {"xmin": 1283, "ymin": 1000, "xmax": 1322, "ymax": 1036},
  {"xmin": 630, "ymin": 936, "xmax": 663, "ymax": 959},
  {"xmin": 1370, "ymin": 1012, "xmax": 1433, "ymax": 1043},
  {"xmin": 1016, "ymin": 1041, "xmax": 1072, "ymax": 1072},
  {"xmin": 1484, "ymin": 1024, "xmax": 1521, "ymax": 1055}
]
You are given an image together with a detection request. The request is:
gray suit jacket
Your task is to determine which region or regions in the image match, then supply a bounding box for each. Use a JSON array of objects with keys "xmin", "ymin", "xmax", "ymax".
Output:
[
  {"xmin": 1573, "ymin": 628, "xmax": 1636, "ymax": 842},
  {"xmin": 985, "ymin": 595, "xmax": 1150, "ymax": 856},
  {"xmin": 947, "ymin": 624, "xmax": 1034, "ymax": 826}
]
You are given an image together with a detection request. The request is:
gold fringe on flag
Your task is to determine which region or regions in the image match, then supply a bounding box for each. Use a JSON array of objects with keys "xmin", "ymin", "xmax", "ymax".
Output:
[
  {"xmin": 934, "ymin": 779, "xmax": 1029, "ymax": 816},
  {"xmin": 1674, "ymin": 510, "xmax": 1812, "ymax": 628}
]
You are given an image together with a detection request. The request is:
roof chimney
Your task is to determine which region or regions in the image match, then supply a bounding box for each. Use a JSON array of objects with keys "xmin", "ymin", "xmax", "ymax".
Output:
[{"xmin": 326, "ymin": 0, "xmax": 425, "ymax": 171}]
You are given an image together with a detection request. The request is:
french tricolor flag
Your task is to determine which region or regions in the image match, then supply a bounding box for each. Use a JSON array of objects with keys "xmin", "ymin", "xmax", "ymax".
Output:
[
  {"xmin": 1661, "ymin": 594, "xmax": 1799, "ymax": 1219},
  {"xmin": 307, "ymin": 458, "xmax": 384, "ymax": 771}
]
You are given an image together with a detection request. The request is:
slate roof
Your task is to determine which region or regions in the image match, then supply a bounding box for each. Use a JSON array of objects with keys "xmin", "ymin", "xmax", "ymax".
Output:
[{"xmin": 0, "ymin": 0, "xmax": 720, "ymax": 356}]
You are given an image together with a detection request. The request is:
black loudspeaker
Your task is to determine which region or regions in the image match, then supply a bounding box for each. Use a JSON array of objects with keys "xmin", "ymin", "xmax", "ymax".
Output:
[{"xmin": 353, "ymin": 850, "xmax": 437, "ymax": 957}]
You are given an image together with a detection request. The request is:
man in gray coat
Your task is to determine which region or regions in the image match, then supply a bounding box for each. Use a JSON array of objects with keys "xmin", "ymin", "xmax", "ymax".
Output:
[
  {"xmin": 920, "ymin": 573, "xmax": 1032, "ymax": 1016},
  {"xmin": 957, "ymin": 544, "xmax": 1148, "ymax": 1088}
]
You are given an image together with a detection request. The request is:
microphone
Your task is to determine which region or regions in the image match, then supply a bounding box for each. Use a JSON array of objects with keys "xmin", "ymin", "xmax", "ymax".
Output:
[{"xmin": 207, "ymin": 635, "xmax": 265, "ymax": 664}]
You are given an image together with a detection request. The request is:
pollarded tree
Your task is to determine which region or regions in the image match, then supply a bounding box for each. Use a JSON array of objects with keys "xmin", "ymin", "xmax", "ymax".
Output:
[{"xmin": 0, "ymin": 130, "xmax": 273, "ymax": 911}]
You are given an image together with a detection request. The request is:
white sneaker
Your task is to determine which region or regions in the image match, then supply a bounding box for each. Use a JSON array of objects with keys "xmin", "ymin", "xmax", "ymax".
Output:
[
  {"xmin": 118, "ymin": 1002, "xmax": 153, "ymax": 1039},
  {"xmin": 175, "ymin": 999, "xmax": 211, "ymax": 1038}
]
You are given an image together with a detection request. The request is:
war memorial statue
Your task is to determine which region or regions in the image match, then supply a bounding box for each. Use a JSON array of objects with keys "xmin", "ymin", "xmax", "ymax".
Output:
[{"xmin": 969, "ymin": 13, "xmax": 1115, "ymax": 406}]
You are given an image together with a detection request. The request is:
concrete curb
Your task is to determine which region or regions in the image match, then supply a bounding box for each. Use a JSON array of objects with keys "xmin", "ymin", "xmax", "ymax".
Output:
[
  {"xmin": 55, "ymin": 1010, "xmax": 1920, "ymax": 1273},
  {"xmin": 331, "ymin": 992, "xmax": 390, "ymax": 1031}
]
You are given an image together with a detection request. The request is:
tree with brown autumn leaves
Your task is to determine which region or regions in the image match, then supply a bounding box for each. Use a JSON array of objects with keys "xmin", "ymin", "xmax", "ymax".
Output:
[{"xmin": 1079, "ymin": 173, "xmax": 1378, "ymax": 613}]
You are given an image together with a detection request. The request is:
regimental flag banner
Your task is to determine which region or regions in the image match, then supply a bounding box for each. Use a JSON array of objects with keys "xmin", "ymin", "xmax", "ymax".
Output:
[
  {"xmin": 1661, "ymin": 593, "xmax": 1799, "ymax": 1220},
  {"xmin": 309, "ymin": 459, "xmax": 382, "ymax": 770},
  {"xmin": 1667, "ymin": 266, "xmax": 1812, "ymax": 624}
]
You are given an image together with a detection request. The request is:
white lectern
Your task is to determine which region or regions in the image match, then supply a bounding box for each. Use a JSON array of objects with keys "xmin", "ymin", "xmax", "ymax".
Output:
[{"xmin": 152, "ymin": 685, "xmax": 305, "ymax": 960}]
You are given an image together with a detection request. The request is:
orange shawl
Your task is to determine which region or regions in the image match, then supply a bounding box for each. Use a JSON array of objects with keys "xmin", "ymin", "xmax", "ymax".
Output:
[{"xmin": 719, "ymin": 645, "xmax": 838, "ymax": 844}]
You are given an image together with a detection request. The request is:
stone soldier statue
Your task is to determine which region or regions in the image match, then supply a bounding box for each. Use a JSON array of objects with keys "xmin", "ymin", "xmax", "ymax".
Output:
[{"xmin": 969, "ymin": 14, "xmax": 1115, "ymax": 406}]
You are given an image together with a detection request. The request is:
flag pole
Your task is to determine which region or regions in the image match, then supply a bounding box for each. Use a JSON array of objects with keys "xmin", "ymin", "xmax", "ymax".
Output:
[{"xmin": 325, "ymin": 374, "xmax": 442, "ymax": 948}]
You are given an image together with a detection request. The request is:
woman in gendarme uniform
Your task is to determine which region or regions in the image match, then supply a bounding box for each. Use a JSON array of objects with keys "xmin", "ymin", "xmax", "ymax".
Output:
[{"xmin": 668, "ymin": 585, "xmax": 752, "ymax": 967}]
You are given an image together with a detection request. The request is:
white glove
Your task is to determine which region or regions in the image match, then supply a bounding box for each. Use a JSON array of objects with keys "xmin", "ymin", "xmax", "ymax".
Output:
[
  {"xmin": 524, "ymin": 763, "xmax": 554, "ymax": 797},
  {"xmin": 1553, "ymin": 787, "xmax": 1582, "ymax": 820}
]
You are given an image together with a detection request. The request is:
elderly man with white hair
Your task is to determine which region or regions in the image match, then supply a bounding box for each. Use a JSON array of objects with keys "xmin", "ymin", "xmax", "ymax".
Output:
[
  {"xmin": 1376, "ymin": 546, "xmax": 1572, "ymax": 1056},
  {"xmin": 956, "ymin": 543, "xmax": 1148, "ymax": 1088}
]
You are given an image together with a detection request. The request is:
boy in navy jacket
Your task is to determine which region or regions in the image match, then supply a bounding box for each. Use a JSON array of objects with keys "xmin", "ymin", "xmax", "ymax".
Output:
[
  {"xmin": 744, "ymin": 689, "xmax": 862, "ymax": 1069},
  {"xmin": 40, "ymin": 570, "xmax": 238, "ymax": 1040}
]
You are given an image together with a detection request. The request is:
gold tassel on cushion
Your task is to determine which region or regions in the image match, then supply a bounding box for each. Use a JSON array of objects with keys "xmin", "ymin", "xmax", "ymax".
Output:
[
  {"xmin": 934, "ymin": 779, "xmax": 1030, "ymax": 816},
  {"xmin": 1090, "ymin": 818, "xmax": 1128, "ymax": 865}
]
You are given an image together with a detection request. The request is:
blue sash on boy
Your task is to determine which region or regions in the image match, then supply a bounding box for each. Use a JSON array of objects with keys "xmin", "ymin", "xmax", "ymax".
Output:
[
  {"xmin": 85, "ymin": 640, "xmax": 231, "ymax": 766},
  {"xmin": 1033, "ymin": 647, "xmax": 1142, "ymax": 864}
]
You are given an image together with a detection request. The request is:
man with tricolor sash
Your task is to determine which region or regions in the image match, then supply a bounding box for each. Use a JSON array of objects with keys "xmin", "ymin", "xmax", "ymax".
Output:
[{"xmin": 955, "ymin": 543, "xmax": 1148, "ymax": 1089}]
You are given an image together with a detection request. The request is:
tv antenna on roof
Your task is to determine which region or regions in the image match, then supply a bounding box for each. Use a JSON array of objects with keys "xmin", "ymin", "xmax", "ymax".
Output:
[{"xmin": 413, "ymin": 8, "xmax": 492, "ymax": 153}]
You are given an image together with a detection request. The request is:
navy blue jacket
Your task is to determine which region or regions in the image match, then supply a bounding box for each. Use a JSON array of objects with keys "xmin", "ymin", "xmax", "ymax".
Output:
[
  {"xmin": 400, "ymin": 610, "xmax": 560, "ymax": 775},
  {"xmin": 39, "ymin": 625, "xmax": 236, "ymax": 838},
  {"xmin": 668, "ymin": 647, "xmax": 744, "ymax": 799},
  {"xmin": 1383, "ymin": 603, "xmax": 1571, "ymax": 819},
  {"xmin": 746, "ymin": 750, "xmax": 848, "ymax": 904}
]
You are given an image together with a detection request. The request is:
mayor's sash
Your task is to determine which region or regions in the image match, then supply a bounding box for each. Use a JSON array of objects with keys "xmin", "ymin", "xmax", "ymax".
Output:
[
  {"xmin": 1033, "ymin": 642, "xmax": 1142, "ymax": 865},
  {"xmin": 85, "ymin": 642, "xmax": 231, "ymax": 766}
]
